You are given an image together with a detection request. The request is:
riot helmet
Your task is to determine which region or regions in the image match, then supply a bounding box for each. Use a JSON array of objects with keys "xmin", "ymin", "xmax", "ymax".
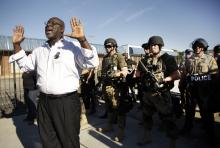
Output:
[
  {"xmin": 184, "ymin": 49, "xmax": 193, "ymax": 59},
  {"xmin": 213, "ymin": 44, "xmax": 220, "ymax": 54},
  {"xmin": 104, "ymin": 38, "xmax": 118, "ymax": 47},
  {"xmin": 185, "ymin": 49, "xmax": 193, "ymax": 54},
  {"xmin": 148, "ymin": 36, "xmax": 164, "ymax": 47},
  {"xmin": 142, "ymin": 42, "xmax": 150, "ymax": 56},
  {"xmin": 192, "ymin": 38, "xmax": 209, "ymax": 51},
  {"xmin": 142, "ymin": 42, "xmax": 149, "ymax": 49}
]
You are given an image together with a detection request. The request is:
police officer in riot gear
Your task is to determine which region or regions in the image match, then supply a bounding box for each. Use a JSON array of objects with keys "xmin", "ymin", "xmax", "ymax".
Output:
[
  {"xmin": 97, "ymin": 38, "xmax": 129, "ymax": 142},
  {"xmin": 178, "ymin": 49, "xmax": 193, "ymax": 125},
  {"xmin": 135, "ymin": 36, "xmax": 180, "ymax": 148},
  {"xmin": 212, "ymin": 44, "xmax": 220, "ymax": 113},
  {"xmin": 142, "ymin": 42, "xmax": 150, "ymax": 56},
  {"xmin": 214, "ymin": 44, "xmax": 220, "ymax": 69},
  {"xmin": 137, "ymin": 43, "xmax": 151, "ymax": 109},
  {"xmin": 181, "ymin": 38, "xmax": 218, "ymax": 143}
]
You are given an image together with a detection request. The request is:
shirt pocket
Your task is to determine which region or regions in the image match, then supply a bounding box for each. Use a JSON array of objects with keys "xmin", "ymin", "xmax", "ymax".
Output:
[{"xmin": 198, "ymin": 63, "xmax": 209, "ymax": 73}]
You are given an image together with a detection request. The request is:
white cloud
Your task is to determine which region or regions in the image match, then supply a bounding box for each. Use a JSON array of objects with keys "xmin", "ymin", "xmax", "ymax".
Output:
[
  {"xmin": 125, "ymin": 7, "xmax": 154, "ymax": 22},
  {"xmin": 98, "ymin": 10, "xmax": 125, "ymax": 28}
]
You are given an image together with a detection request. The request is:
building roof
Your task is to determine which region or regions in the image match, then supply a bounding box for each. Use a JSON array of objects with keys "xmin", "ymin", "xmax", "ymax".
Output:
[
  {"xmin": 0, "ymin": 35, "xmax": 46, "ymax": 52},
  {"xmin": 0, "ymin": 35, "xmax": 179, "ymax": 56},
  {"xmin": 0, "ymin": 35, "xmax": 106, "ymax": 54}
]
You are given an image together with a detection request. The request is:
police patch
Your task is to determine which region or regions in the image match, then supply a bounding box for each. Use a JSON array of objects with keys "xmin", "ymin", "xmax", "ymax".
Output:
[{"xmin": 190, "ymin": 74, "xmax": 211, "ymax": 82}]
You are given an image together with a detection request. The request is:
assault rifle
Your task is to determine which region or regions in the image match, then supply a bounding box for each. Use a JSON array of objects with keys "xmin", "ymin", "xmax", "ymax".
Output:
[
  {"xmin": 101, "ymin": 71, "xmax": 126, "ymax": 85},
  {"xmin": 139, "ymin": 60, "xmax": 164, "ymax": 90}
]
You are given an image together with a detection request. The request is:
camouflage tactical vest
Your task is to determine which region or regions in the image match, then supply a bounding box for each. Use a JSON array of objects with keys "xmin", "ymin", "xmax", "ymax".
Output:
[
  {"xmin": 140, "ymin": 53, "xmax": 175, "ymax": 91},
  {"xmin": 141, "ymin": 56, "xmax": 164, "ymax": 88},
  {"xmin": 101, "ymin": 53, "xmax": 127, "ymax": 79}
]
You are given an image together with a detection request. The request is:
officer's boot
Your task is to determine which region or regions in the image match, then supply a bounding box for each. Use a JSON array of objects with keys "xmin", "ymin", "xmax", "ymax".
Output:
[
  {"xmin": 114, "ymin": 128, "xmax": 125, "ymax": 142},
  {"xmin": 113, "ymin": 115, "xmax": 126, "ymax": 142},
  {"xmin": 97, "ymin": 113, "xmax": 113, "ymax": 133},
  {"xmin": 169, "ymin": 138, "xmax": 176, "ymax": 148},
  {"xmin": 137, "ymin": 129, "xmax": 152, "ymax": 146}
]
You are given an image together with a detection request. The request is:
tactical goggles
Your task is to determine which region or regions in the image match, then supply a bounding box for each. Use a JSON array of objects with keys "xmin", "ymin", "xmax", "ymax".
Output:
[{"xmin": 105, "ymin": 45, "xmax": 114, "ymax": 49}]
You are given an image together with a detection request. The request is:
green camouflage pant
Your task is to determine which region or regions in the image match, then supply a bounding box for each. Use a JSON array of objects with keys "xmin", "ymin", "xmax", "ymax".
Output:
[
  {"xmin": 103, "ymin": 85, "xmax": 118, "ymax": 110},
  {"xmin": 103, "ymin": 84, "xmax": 127, "ymax": 128}
]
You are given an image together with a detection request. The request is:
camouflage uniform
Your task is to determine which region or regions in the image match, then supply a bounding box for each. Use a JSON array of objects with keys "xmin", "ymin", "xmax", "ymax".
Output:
[
  {"xmin": 99, "ymin": 52, "xmax": 128, "ymax": 141},
  {"xmin": 183, "ymin": 53, "xmax": 218, "ymax": 136},
  {"xmin": 138, "ymin": 53, "xmax": 179, "ymax": 144}
]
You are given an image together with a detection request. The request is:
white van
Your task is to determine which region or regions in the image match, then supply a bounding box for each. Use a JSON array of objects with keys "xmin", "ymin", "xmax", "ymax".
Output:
[{"xmin": 118, "ymin": 44, "xmax": 178, "ymax": 58}]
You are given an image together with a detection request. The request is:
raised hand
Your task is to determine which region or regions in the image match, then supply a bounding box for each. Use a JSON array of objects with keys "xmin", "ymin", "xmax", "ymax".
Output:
[
  {"xmin": 12, "ymin": 25, "xmax": 25, "ymax": 44},
  {"xmin": 65, "ymin": 17, "xmax": 85, "ymax": 40}
]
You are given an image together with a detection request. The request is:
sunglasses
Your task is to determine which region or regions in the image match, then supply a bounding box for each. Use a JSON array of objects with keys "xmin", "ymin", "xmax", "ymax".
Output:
[
  {"xmin": 105, "ymin": 45, "xmax": 114, "ymax": 49},
  {"xmin": 44, "ymin": 21, "xmax": 63, "ymax": 28}
]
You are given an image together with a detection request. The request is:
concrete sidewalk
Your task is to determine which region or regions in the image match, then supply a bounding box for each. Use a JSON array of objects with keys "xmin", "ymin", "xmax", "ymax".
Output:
[{"xmin": 0, "ymin": 103, "xmax": 220, "ymax": 148}]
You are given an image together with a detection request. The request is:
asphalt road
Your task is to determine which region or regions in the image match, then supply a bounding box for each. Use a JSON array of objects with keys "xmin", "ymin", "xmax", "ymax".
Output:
[{"xmin": 0, "ymin": 101, "xmax": 220, "ymax": 148}]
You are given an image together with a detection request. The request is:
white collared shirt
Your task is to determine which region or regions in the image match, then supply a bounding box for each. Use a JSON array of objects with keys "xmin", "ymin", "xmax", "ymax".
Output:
[{"xmin": 9, "ymin": 39, "xmax": 99, "ymax": 95}]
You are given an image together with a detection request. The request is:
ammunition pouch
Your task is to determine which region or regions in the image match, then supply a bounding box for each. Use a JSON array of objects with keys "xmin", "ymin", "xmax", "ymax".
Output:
[
  {"xmin": 142, "ymin": 73, "xmax": 167, "ymax": 92},
  {"xmin": 142, "ymin": 80, "xmax": 173, "ymax": 93}
]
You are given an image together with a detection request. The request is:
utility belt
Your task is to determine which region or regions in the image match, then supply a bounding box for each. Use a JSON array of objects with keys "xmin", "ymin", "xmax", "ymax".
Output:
[
  {"xmin": 40, "ymin": 91, "xmax": 77, "ymax": 99},
  {"xmin": 103, "ymin": 77, "xmax": 126, "ymax": 85}
]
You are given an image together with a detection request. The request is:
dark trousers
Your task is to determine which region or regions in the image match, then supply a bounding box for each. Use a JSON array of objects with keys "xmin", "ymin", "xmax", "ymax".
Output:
[
  {"xmin": 142, "ymin": 91, "xmax": 178, "ymax": 139},
  {"xmin": 185, "ymin": 85, "xmax": 214, "ymax": 135},
  {"xmin": 81, "ymin": 83, "xmax": 96, "ymax": 111},
  {"xmin": 37, "ymin": 92, "xmax": 81, "ymax": 148},
  {"xmin": 24, "ymin": 89, "xmax": 36, "ymax": 120}
]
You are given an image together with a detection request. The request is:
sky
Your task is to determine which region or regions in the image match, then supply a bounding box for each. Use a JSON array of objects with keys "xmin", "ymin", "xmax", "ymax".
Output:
[{"xmin": 0, "ymin": 0, "xmax": 220, "ymax": 51}]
